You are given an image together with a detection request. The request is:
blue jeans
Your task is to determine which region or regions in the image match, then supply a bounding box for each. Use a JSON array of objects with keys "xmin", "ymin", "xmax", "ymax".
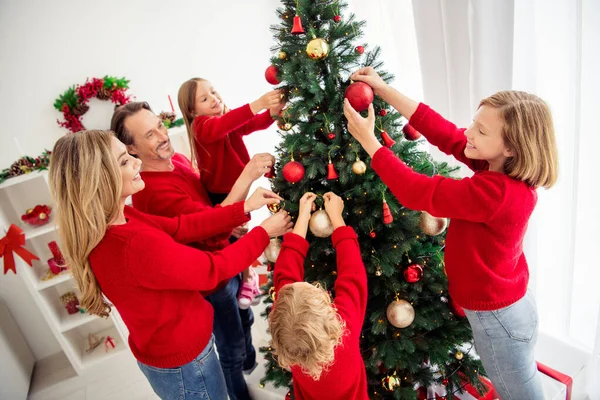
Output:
[
  {"xmin": 464, "ymin": 291, "xmax": 544, "ymax": 400},
  {"xmin": 137, "ymin": 335, "xmax": 227, "ymax": 400},
  {"xmin": 206, "ymin": 276, "xmax": 256, "ymax": 400}
]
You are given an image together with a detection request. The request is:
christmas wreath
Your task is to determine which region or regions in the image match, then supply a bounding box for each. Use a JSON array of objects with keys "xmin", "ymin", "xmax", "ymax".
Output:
[{"xmin": 54, "ymin": 76, "xmax": 132, "ymax": 133}]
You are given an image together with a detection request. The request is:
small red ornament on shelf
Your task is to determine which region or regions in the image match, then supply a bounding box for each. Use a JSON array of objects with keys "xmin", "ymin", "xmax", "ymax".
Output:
[
  {"xmin": 47, "ymin": 241, "xmax": 68, "ymax": 274},
  {"xmin": 355, "ymin": 45, "xmax": 365, "ymax": 54},
  {"xmin": 381, "ymin": 131, "xmax": 396, "ymax": 148},
  {"xmin": 105, "ymin": 336, "xmax": 117, "ymax": 352},
  {"xmin": 21, "ymin": 205, "xmax": 52, "ymax": 227},
  {"xmin": 60, "ymin": 292, "xmax": 80, "ymax": 315}
]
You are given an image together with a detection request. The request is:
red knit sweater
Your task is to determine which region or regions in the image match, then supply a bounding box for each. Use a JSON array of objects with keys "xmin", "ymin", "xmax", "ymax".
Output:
[
  {"xmin": 192, "ymin": 104, "xmax": 274, "ymax": 194},
  {"xmin": 131, "ymin": 153, "xmax": 247, "ymax": 252},
  {"xmin": 274, "ymin": 227, "xmax": 368, "ymax": 400},
  {"xmin": 371, "ymin": 103, "xmax": 537, "ymax": 311},
  {"xmin": 89, "ymin": 206, "xmax": 269, "ymax": 368}
]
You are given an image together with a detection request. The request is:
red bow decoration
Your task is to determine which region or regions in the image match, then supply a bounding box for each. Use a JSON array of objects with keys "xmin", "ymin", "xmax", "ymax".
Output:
[{"xmin": 0, "ymin": 224, "xmax": 40, "ymax": 274}]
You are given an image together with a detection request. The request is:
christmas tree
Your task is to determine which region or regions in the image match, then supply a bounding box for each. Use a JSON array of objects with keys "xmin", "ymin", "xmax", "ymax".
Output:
[{"xmin": 259, "ymin": 1, "xmax": 486, "ymax": 398}]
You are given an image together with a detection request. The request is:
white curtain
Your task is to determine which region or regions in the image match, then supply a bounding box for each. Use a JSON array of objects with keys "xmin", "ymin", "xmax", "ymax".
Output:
[{"xmin": 408, "ymin": 0, "xmax": 600, "ymax": 396}]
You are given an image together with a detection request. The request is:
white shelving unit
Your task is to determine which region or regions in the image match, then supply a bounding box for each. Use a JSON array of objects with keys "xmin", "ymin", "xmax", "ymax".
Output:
[{"xmin": 0, "ymin": 170, "xmax": 127, "ymax": 376}]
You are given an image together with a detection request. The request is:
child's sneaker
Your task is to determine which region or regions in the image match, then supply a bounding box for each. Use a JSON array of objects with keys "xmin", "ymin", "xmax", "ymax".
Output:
[{"xmin": 238, "ymin": 270, "xmax": 260, "ymax": 309}]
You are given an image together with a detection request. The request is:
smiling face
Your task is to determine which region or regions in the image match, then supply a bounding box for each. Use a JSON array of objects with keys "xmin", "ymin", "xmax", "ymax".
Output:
[
  {"xmin": 124, "ymin": 109, "xmax": 174, "ymax": 162},
  {"xmin": 110, "ymin": 136, "xmax": 145, "ymax": 198},
  {"xmin": 463, "ymin": 105, "xmax": 514, "ymax": 172},
  {"xmin": 193, "ymin": 80, "xmax": 225, "ymax": 117}
]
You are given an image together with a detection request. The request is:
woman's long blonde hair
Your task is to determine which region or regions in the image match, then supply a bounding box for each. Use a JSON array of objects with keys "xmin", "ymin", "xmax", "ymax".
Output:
[
  {"xmin": 48, "ymin": 130, "xmax": 121, "ymax": 317},
  {"xmin": 479, "ymin": 90, "xmax": 559, "ymax": 188},
  {"xmin": 177, "ymin": 78, "xmax": 228, "ymax": 170}
]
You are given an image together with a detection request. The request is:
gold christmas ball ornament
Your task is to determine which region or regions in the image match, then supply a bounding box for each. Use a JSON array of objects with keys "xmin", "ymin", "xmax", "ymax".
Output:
[
  {"xmin": 386, "ymin": 299, "xmax": 415, "ymax": 328},
  {"xmin": 268, "ymin": 286, "xmax": 276, "ymax": 301},
  {"xmin": 279, "ymin": 51, "xmax": 287, "ymax": 59},
  {"xmin": 306, "ymin": 38, "xmax": 329, "ymax": 60},
  {"xmin": 267, "ymin": 203, "xmax": 281, "ymax": 213},
  {"xmin": 419, "ymin": 211, "xmax": 448, "ymax": 236},
  {"xmin": 278, "ymin": 121, "xmax": 293, "ymax": 131},
  {"xmin": 352, "ymin": 159, "xmax": 367, "ymax": 175},
  {"xmin": 455, "ymin": 351, "xmax": 464, "ymax": 360},
  {"xmin": 309, "ymin": 209, "xmax": 334, "ymax": 238},
  {"xmin": 264, "ymin": 238, "xmax": 282, "ymax": 263},
  {"xmin": 381, "ymin": 372, "xmax": 401, "ymax": 392}
]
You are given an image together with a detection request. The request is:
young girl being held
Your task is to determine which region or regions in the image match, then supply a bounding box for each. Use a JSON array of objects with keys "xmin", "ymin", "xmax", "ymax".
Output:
[{"xmin": 344, "ymin": 67, "xmax": 558, "ymax": 400}]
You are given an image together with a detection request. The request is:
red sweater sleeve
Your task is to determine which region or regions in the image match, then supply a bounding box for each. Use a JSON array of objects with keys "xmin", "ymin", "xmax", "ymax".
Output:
[
  {"xmin": 409, "ymin": 103, "xmax": 488, "ymax": 172},
  {"xmin": 127, "ymin": 226, "xmax": 269, "ymax": 291},
  {"xmin": 193, "ymin": 104, "xmax": 256, "ymax": 144},
  {"xmin": 143, "ymin": 188, "xmax": 246, "ymax": 243},
  {"xmin": 273, "ymin": 233, "xmax": 309, "ymax": 293},
  {"xmin": 236, "ymin": 111, "xmax": 275, "ymax": 136},
  {"xmin": 124, "ymin": 205, "xmax": 248, "ymax": 244},
  {"xmin": 331, "ymin": 227, "xmax": 367, "ymax": 334},
  {"xmin": 371, "ymin": 147, "xmax": 506, "ymax": 222}
]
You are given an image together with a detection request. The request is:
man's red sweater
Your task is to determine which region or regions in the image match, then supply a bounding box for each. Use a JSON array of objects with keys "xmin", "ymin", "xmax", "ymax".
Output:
[
  {"xmin": 274, "ymin": 227, "xmax": 368, "ymax": 400},
  {"xmin": 192, "ymin": 104, "xmax": 274, "ymax": 194},
  {"xmin": 89, "ymin": 206, "xmax": 269, "ymax": 368},
  {"xmin": 132, "ymin": 153, "xmax": 246, "ymax": 252},
  {"xmin": 371, "ymin": 103, "xmax": 537, "ymax": 311}
]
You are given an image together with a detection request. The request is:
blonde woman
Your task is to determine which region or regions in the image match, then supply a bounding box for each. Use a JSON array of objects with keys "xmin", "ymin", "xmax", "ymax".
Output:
[
  {"xmin": 269, "ymin": 192, "xmax": 369, "ymax": 400},
  {"xmin": 48, "ymin": 130, "xmax": 292, "ymax": 400}
]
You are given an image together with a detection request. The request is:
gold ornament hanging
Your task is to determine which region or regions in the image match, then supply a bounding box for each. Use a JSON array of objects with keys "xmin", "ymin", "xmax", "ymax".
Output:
[
  {"xmin": 279, "ymin": 51, "xmax": 287, "ymax": 59},
  {"xmin": 381, "ymin": 372, "xmax": 401, "ymax": 392},
  {"xmin": 386, "ymin": 298, "xmax": 415, "ymax": 328},
  {"xmin": 455, "ymin": 351, "xmax": 464, "ymax": 360},
  {"xmin": 306, "ymin": 38, "xmax": 329, "ymax": 60},
  {"xmin": 278, "ymin": 121, "xmax": 293, "ymax": 131},
  {"xmin": 419, "ymin": 211, "xmax": 448, "ymax": 236},
  {"xmin": 375, "ymin": 266, "xmax": 383, "ymax": 276},
  {"xmin": 268, "ymin": 286, "xmax": 276, "ymax": 301},
  {"xmin": 264, "ymin": 238, "xmax": 282, "ymax": 263},
  {"xmin": 309, "ymin": 209, "xmax": 334, "ymax": 238},
  {"xmin": 267, "ymin": 203, "xmax": 281, "ymax": 213},
  {"xmin": 352, "ymin": 159, "xmax": 367, "ymax": 175}
]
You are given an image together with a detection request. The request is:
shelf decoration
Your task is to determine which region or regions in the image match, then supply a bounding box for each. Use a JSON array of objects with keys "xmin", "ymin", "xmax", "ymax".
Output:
[
  {"xmin": 86, "ymin": 333, "xmax": 105, "ymax": 353},
  {"xmin": 21, "ymin": 204, "xmax": 52, "ymax": 227},
  {"xmin": 60, "ymin": 292, "xmax": 80, "ymax": 315},
  {"xmin": 105, "ymin": 336, "xmax": 117, "ymax": 352},
  {"xmin": 47, "ymin": 241, "xmax": 68, "ymax": 275},
  {"xmin": 157, "ymin": 111, "xmax": 184, "ymax": 129},
  {"xmin": 0, "ymin": 150, "xmax": 51, "ymax": 185},
  {"xmin": 1, "ymin": 224, "xmax": 40, "ymax": 275},
  {"xmin": 54, "ymin": 75, "xmax": 132, "ymax": 133}
]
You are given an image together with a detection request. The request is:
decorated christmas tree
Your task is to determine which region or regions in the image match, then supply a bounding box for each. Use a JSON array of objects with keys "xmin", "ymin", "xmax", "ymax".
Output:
[{"xmin": 259, "ymin": 0, "xmax": 487, "ymax": 398}]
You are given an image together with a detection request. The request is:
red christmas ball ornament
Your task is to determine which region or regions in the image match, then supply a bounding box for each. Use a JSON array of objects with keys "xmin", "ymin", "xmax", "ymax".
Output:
[
  {"xmin": 327, "ymin": 132, "xmax": 336, "ymax": 140},
  {"xmin": 333, "ymin": 15, "xmax": 342, "ymax": 23},
  {"xmin": 344, "ymin": 82, "xmax": 374, "ymax": 112},
  {"xmin": 403, "ymin": 123, "xmax": 422, "ymax": 140},
  {"xmin": 369, "ymin": 231, "xmax": 376, "ymax": 238},
  {"xmin": 442, "ymin": 378, "xmax": 449, "ymax": 386},
  {"xmin": 403, "ymin": 264, "xmax": 423, "ymax": 283},
  {"xmin": 265, "ymin": 65, "xmax": 281, "ymax": 85},
  {"xmin": 381, "ymin": 131, "xmax": 396, "ymax": 148},
  {"xmin": 379, "ymin": 109, "xmax": 387, "ymax": 116},
  {"xmin": 355, "ymin": 45, "xmax": 365, "ymax": 54},
  {"xmin": 282, "ymin": 158, "xmax": 305, "ymax": 183}
]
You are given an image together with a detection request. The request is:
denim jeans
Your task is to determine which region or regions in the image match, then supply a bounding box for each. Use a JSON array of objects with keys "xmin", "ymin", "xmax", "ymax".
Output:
[
  {"xmin": 464, "ymin": 291, "xmax": 544, "ymax": 400},
  {"xmin": 206, "ymin": 275, "xmax": 256, "ymax": 400},
  {"xmin": 137, "ymin": 335, "xmax": 227, "ymax": 400}
]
